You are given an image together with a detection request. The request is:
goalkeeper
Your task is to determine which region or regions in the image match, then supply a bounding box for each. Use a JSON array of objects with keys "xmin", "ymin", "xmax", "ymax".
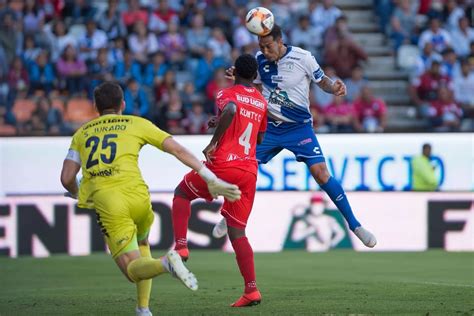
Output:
[{"xmin": 60, "ymin": 82, "xmax": 241, "ymax": 316}]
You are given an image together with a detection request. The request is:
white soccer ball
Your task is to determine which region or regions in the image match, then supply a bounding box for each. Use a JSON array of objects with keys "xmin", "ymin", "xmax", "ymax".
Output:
[{"xmin": 245, "ymin": 7, "xmax": 274, "ymax": 36}]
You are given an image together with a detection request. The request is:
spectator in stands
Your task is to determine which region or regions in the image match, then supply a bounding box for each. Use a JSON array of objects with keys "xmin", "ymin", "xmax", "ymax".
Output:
[
  {"xmin": 418, "ymin": 17, "xmax": 452, "ymax": 53},
  {"xmin": 390, "ymin": 0, "xmax": 418, "ymax": 52},
  {"xmin": 159, "ymin": 20, "xmax": 186, "ymax": 69},
  {"xmin": 22, "ymin": 0, "xmax": 44, "ymax": 35},
  {"xmin": 450, "ymin": 17, "xmax": 474, "ymax": 58},
  {"xmin": 62, "ymin": 0, "xmax": 96, "ymax": 26},
  {"xmin": 204, "ymin": 0, "xmax": 233, "ymax": 40},
  {"xmin": 0, "ymin": 11, "xmax": 22, "ymax": 66},
  {"xmin": 22, "ymin": 35, "xmax": 41, "ymax": 68},
  {"xmin": 411, "ymin": 143, "xmax": 438, "ymax": 191},
  {"xmin": 205, "ymin": 67, "xmax": 231, "ymax": 111},
  {"xmin": 184, "ymin": 101, "xmax": 208, "ymax": 134},
  {"xmin": 415, "ymin": 42, "xmax": 443, "ymax": 77},
  {"xmin": 97, "ymin": 0, "xmax": 127, "ymax": 40},
  {"xmin": 0, "ymin": 106, "xmax": 17, "ymax": 135},
  {"xmin": 429, "ymin": 86, "xmax": 463, "ymax": 131},
  {"xmin": 124, "ymin": 78, "xmax": 150, "ymax": 118},
  {"xmin": 290, "ymin": 14, "xmax": 323, "ymax": 58},
  {"xmin": 157, "ymin": 89, "xmax": 186, "ymax": 134},
  {"xmin": 107, "ymin": 37, "xmax": 125, "ymax": 65},
  {"xmin": 440, "ymin": 48, "xmax": 460, "ymax": 79},
  {"xmin": 7, "ymin": 57, "xmax": 29, "ymax": 107},
  {"xmin": 344, "ymin": 65, "xmax": 368, "ymax": 102},
  {"xmin": 310, "ymin": 0, "xmax": 342, "ymax": 33},
  {"xmin": 78, "ymin": 19, "xmax": 108, "ymax": 63},
  {"xmin": 178, "ymin": 0, "xmax": 206, "ymax": 27},
  {"xmin": 122, "ymin": 0, "xmax": 148, "ymax": 32},
  {"xmin": 194, "ymin": 48, "xmax": 226, "ymax": 91},
  {"xmin": 155, "ymin": 69, "xmax": 176, "ymax": 105},
  {"xmin": 57, "ymin": 45, "xmax": 87, "ymax": 95},
  {"xmin": 324, "ymin": 16, "xmax": 368, "ymax": 79},
  {"xmin": 150, "ymin": 0, "xmax": 178, "ymax": 33},
  {"xmin": 353, "ymin": 85, "xmax": 387, "ymax": 133},
  {"xmin": 444, "ymin": 0, "xmax": 465, "ymax": 33},
  {"xmin": 128, "ymin": 20, "xmax": 160, "ymax": 65},
  {"xmin": 186, "ymin": 13, "xmax": 210, "ymax": 58},
  {"xmin": 207, "ymin": 27, "xmax": 232, "ymax": 62},
  {"xmin": 409, "ymin": 60, "xmax": 451, "ymax": 118},
  {"xmin": 180, "ymin": 81, "xmax": 201, "ymax": 112},
  {"xmin": 114, "ymin": 50, "xmax": 143, "ymax": 85},
  {"xmin": 144, "ymin": 51, "xmax": 168, "ymax": 88},
  {"xmin": 453, "ymin": 59, "xmax": 474, "ymax": 130},
  {"xmin": 28, "ymin": 50, "xmax": 55, "ymax": 95},
  {"xmin": 18, "ymin": 97, "xmax": 63, "ymax": 136},
  {"xmin": 88, "ymin": 48, "xmax": 114, "ymax": 96},
  {"xmin": 47, "ymin": 20, "xmax": 77, "ymax": 62},
  {"xmin": 324, "ymin": 95, "xmax": 356, "ymax": 133},
  {"xmin": 373, "ymin": 0, "xmax": 396, "ymax": 32}
]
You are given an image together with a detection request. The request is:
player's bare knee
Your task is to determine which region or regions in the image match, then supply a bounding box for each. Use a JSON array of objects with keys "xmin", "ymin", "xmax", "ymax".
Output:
[{"xmin": 310, "ymin": 163, "xmax": 330, "ymax": 185}]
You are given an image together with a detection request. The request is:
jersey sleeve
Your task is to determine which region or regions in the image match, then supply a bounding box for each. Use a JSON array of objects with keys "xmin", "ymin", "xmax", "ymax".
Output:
[
  {"xmin": 216, "ymin": 89, "xmax": 234, "ymax": 112},
  {"xmin": 304, "ymin": 53, "xmax": 325, "ymax": 84},
  {"xmin": 138, "ymin": 117, "xmax": 171, "ymax": 150},
  {"xmin": 66, "ymin": 132, "xmax": 81, "ymax": 164}
]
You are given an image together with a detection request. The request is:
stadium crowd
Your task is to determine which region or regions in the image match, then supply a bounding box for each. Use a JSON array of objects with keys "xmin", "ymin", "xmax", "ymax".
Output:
[
  {"xmin": 0, "ymin": 0, "xmax": 472, "ymax": 136},
  {"xmin": 378, "ymin": 0, "xmax": 474, "ymax": 131}
]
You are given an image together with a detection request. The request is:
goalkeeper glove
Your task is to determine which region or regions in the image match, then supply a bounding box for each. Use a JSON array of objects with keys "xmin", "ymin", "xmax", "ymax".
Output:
[{"xmin": 198, "ymin": 166, "xmax": 241, "ymax": 202}]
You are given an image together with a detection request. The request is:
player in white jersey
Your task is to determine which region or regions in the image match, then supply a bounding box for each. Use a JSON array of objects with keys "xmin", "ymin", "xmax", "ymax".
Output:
[{"xmin": 214, "ymin": 25, "xmax": 376, "ymax": 248}]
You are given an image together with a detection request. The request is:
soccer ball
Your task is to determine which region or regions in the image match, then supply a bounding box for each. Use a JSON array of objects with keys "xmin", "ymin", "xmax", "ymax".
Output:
[{"xmin": 245, "ymin": 7, "xmax": 274, "ymax": 36}]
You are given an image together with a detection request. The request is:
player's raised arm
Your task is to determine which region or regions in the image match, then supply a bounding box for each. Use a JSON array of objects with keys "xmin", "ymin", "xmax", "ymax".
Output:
[
  {"xmin": 162, "ymin": 137, "xmax": 241, "ymax": 201},
  {"xmin": 317, "ymin": 76, "xmax": 347, "ymax": 96}
]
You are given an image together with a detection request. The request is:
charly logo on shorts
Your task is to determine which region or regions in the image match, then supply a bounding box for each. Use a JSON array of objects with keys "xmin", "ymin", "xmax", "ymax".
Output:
[{"xmin": 117, "ymin": 236, "xmax": 130, "ymax": 246}]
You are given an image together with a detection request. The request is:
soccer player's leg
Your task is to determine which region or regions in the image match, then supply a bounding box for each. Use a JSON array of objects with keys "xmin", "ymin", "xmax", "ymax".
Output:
[
  {"xmin": 212, "ymin": 127, "xmax": 283, "ymax": 239},
  {"xmin": 220, "ymin": 170, "xmax": 261, "ymax": 307},
  {"xmin": 286, "ymin": 124, "xmax": 377, "ymax": 248},
  {"xmin": 172, "ymin": 170, "xmax": 214, "ymax": 260}
]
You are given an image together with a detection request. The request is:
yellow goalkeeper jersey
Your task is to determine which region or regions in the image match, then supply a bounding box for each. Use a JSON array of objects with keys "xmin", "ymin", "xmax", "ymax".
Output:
[{"xmin": 68, "ymin": 114, "xmax": 170, "ymax": 208}]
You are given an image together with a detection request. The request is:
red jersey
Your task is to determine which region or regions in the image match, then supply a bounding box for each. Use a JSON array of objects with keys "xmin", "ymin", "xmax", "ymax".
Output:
[{"xmin": 212, "ymin": 84, "xmax": 268, "ymax": 175}]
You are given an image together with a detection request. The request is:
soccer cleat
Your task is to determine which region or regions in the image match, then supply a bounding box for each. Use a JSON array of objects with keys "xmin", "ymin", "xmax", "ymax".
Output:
[
  {"xmin": 212, "ymin": 218, "xmax": 228, "ymax": 238},
  {"xmin": 176, "ymin": 247, "xmax": 189, "ymax": 262},
  {"xmin": 354, "ymin": 226, "xmax": 377, "ymax": 248},
  {"xmin": 135, "ymin": 307, "xmax": 152, "ymax": 316},
  {"xmin": 166, "ymin": 250, "xmax": 198, "ymax": 291},
  {"xmin": 231, "ymin": 290, "xmax": 262, "ymax": 307}
]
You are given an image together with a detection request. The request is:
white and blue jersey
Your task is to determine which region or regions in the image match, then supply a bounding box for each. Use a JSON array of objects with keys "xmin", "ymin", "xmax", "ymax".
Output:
[
  {"xmin": 254, "ymin": 46, "xmax": 324, "ymax": 124},
  {"xmin": 254, "ymin": 46, "xmax": 327, "ymax": 167}
]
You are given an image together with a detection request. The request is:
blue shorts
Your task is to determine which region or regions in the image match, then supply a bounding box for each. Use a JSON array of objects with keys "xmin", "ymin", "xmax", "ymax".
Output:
[{"xmin": 257, "ymin": 121, "xmax": 325, "ymax": 167}]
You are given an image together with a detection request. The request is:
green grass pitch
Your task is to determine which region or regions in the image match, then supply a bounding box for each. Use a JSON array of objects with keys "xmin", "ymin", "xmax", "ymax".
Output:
[{"xmin": 0, "ymin": 250, "xmax": 473, "ymax": 315}]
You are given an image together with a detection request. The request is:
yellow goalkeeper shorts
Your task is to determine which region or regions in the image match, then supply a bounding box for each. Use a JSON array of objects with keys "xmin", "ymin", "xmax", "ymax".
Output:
[{"xmin": 92, "ymin": 185, "xmax": 154, "ymax": 258}]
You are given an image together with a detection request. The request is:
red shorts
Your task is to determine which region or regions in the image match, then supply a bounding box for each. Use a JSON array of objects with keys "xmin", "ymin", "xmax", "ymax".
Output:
[{"xmin": 181, "ymin": 165, "xmax": 257, "ymax": 229}]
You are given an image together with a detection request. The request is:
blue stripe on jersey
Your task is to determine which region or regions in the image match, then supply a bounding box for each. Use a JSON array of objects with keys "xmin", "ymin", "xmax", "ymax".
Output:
[
  {"xmin": 257, "ymin": 54, "xmax": 278, "ymax": 89},
  {"xmin": 280, "ymin": 104, "xmax": 312, "ymax": 123}
]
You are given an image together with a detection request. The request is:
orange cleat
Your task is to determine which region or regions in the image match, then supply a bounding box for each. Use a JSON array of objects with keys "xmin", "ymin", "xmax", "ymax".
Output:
[
  {"xmin": 176, "ymin": 248, "xmax": 189, "ymax": 262},
  {"xmin": 231, "ymin": 290, "xmax": 262, "ymax": 307}
]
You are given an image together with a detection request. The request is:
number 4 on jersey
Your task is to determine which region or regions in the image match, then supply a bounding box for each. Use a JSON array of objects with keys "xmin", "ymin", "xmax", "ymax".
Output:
[{"xmin": 239, "ymin": 122, "xmax": 253, "ymax": 155}]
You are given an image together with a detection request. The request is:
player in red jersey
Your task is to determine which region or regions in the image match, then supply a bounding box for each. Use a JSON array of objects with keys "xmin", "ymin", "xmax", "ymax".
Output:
[{"xmin": 171, "ymin": 54, "xmax": 267, "ymax": 307}]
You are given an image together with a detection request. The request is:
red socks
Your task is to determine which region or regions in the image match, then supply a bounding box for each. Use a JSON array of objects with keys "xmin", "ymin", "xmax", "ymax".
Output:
[
  {"xmin": 231, "ymin": 236, "xmax": 257, "ymax": 294},
  {"xmin": 172, "ymin": 192, "xmax": 191, "ymax": 250}
]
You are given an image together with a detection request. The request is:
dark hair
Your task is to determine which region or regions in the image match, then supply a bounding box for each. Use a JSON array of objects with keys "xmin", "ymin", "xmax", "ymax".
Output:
[
  {"xmin": 422, "ymin": 143, "xmax": 431, "ymax": 151},
  {"xmin": 94, "ymin": 82, "xmax": 124, "ymax": 114},
  {"xmin": 260, "ymin": 24, "xmax": 282, "ymax": 41},
  {"xmin": 234, "ymin": 54, "xmax": 258, "ymax": 80}
]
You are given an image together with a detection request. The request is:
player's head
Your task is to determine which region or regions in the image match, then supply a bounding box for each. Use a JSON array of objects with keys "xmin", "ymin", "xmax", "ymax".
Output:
[
  {"xmin": 93, "ymin": 82, "xmax": 125, "ymax": 115},
  {"xmin": 234, "ymin": 53, "xmax": 258, "ymax": 82},
  {"xmin": 422, "ymin": 143, "xmax": 432, "ymax": 158},
  {"xmin": 258, "ymin": 24, "xmax": 284, "ymax": 62}
]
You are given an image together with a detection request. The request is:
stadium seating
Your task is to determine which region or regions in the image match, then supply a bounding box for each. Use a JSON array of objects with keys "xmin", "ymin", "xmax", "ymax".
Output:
[
  {"xmin": 64, "ymin": 98, "xmax": 98, "ymax": 125},
  {"xmin": 12, "ymin": 99, "xmax": 37, "ymax": 123}
]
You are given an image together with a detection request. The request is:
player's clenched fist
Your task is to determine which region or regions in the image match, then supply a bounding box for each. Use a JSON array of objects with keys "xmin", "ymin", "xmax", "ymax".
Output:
[
  {"xmin": 224, "ymin": 66, "xmax": 236, "ymax": 80},
  {"xmin": 332, "ymin": 79, "xmax": 347, "ymax": 96}
]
